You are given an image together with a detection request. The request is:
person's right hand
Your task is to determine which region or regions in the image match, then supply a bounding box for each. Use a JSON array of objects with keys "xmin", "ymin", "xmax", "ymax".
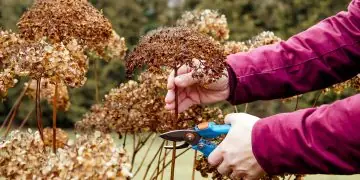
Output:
[{"xmin": 165, "ymin": 60, "xmax": 230, "ymax": 113}]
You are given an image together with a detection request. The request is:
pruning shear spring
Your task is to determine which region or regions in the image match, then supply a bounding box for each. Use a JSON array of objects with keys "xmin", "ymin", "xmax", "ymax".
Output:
[{"xmin": 159, "ymin": 122, "xmax": 231, "ymax": 157}]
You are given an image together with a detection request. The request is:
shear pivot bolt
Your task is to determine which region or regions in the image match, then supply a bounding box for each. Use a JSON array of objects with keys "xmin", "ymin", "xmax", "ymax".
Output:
[
  {"xmin": 198, "ymin": 143, "xmax": 204, "ymax": 149},
  {"xmin": 185, "ymin": 133, "xmax": 195, "ymax": 141}
]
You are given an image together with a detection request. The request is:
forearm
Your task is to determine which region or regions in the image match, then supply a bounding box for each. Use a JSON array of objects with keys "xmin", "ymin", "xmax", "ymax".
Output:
[
  {"xmin": 251, "ymin": 94, "xmax": 360, "ymax": 175},
  {"xmin": 227, "ymin": 0, "xmax": 360, "ymax": 104}
]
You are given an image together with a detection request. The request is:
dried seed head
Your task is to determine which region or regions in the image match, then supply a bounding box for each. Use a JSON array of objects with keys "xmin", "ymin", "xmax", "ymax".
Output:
[
  {"xmin": 0, "ymin": 130, "xmax": 132, "ymax": 179},
  {"xmin": 102, "ymin": 30, "xmax": 128, "ymax": 61},
  {"xmin": 17, "ymin": 0, "xmax": 113, "ymax": 54},
  {"xmin": 25, "ymin": 78, "xmax": 71, "ymax": 111},
  {"xmin": 15, "ymin": 38, "xmax": 88, "ymax": 87},
  {"xmin": 76, "ymin": 70, "xmax": 225, "ymax": 133},
  {"xmin": 223, "ymin": 41, "xmax": 249, "ymax": 56},
  {"xmin": 247, "ymin": 31, "xmax": 281, "ymax": 49},
  {"xmin": 126, "ymin": 27, "xmax": 226, "ymax": 83},
  {"xmin": 0, "ymin": 31, "xmax": 23, "ymax": 97},
  {"xmin": 42, "ymin": 127, "xmax": 69, "ymax": 148},
  {"xmin": 176, "ymin": 9, "xmax": 230, "ymax": 41}
]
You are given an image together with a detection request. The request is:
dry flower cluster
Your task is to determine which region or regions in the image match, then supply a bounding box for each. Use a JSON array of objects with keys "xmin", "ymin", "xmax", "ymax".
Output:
[
  {"xmin": 76, "ymin": 70, "xmax": 225, "ymax": 134},
  {"xmin": 0, "ymin": 30, "xmax": 23, "ymax": 97},
  {"xmin": 25, "ymin": 78, "xmax": 71, "ymax": 111},
  {"xmin": 223, "ymin": 41, "xmax": 249, "ymax": 55},
  {"xmin": 176, "ymin": 9, "xmax": 230, "ymax": 41},
  {"xmin": 17, "ymin": 0, "xmax": 113, "ymax": 54},
  {"xmin": 16, "ymin": 38, "xmax": 88, "ymax": 87},
  {"xmin": 323, "ymin": 75, "xmax": 360, "ymax": 94},
  {"xmin": 126, "ymin": 27, "xmax": 226, "ymax": 83},
  {"xmin": 247, "ymin": 31, "xmax": 282, "ymax": 49},
  {"xmin": 0, "ymin": 130, "xmax": 132, "ymax": 179}
]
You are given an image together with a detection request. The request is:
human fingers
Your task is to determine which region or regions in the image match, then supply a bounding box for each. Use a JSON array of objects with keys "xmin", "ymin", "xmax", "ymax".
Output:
[
  {"xmin": 208, "ymin": 146, "xmax": 223, "ymax": 166},
  {"xmin": 177, "ymin": 98, "xmax": 195, "ymax": 113},
  {"xmin": 174, "ymin": 71, "xmax": 200, "ymax": 88}
]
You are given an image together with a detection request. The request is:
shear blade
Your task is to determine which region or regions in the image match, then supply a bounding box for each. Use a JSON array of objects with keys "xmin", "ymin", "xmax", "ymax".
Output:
[
  {"xmin": 164, "ymin": 142, "xmax": 190, "ymax": 149},
  {"xmin": 159, "ymin": 130, "xmax": 195, "ymax": 141}
]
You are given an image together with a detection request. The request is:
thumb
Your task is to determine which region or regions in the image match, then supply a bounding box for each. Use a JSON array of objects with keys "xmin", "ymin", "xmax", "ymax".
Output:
[
  {"xmin": 174, "ymin": 71, "xmax": 200, "ymax": 88},
  {"xmin": 208, "ymin": 146, "xmax": 223, "ymax": 166},
  {"xmin": 224, "ymin": 113, "xmax": 240, "ymax": 125}
]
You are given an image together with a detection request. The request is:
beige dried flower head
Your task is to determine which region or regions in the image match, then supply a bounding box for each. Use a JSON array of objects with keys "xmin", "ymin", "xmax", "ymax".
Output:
[
  {"xmin": 0, "ymin": 31, "xmax": 23, "ymax": 97},
  {"xmin": 0, "ymin": 130, "xmax": 132, "ymax": 179},
  {"xmin": 126, "ymin": 27, "xmax": 226, "ymax": 84},
  {"xmin": 76, "ymin": 70, "xmax": 225, "ymax": 133},
  {"xmin": 248, "ymin": 31, "xmax": 282, "ymax": 49},
  {"xmin": 43, "ymin": 127, "xmax": 69, "ymax": 148},
  {"xmin": 223, "ymin": 41, "xmax": 249, "ymax": 56},
  {"xmin": 176, "ymin": 9, "xmax": 230, "ymax": 41},
  {"xmin": 103, "ymin": 30, "xmax": 127, "ymax": 61},
  {"xmin": 15, "ymin": 38, "xmax": 88, "ymax": 87},
  {"xmin": 25, "ymin": 78, "xmax": 71, "ymax": 111},
  {"xmin": 17, "ymin": 0, "xmax": 113, "ymax": 54}
]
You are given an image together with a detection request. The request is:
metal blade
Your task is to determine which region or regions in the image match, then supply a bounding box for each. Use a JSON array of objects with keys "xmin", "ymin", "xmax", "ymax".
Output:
[
  {"xmin": 159, "ymin": 130, "xmax": 195, "ymax": 141},
  {"xmin": 164, "ymin": 142, "xmax": 190, "ymax": 149}
]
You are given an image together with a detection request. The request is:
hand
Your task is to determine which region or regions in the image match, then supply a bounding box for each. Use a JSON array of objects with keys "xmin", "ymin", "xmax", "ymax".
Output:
[
  {"xmin": 165, "ymin": 59, "xmax": 230, "ymax": 113},
  {"xmin": 208, "ymin": 113, "xmax": 265, "ymax": 180}
]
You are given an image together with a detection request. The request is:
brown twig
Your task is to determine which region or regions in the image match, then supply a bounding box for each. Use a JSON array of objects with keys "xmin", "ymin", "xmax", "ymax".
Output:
[
  {"xmin": 36, "ymin": 79, "xmax": 44, "ymax": 141},
  {"xmin": 123, "ymin": 132, "xmax": 127, "ymax": 147},
  {"xmin": 133, "ymin": 133, "xmax": 157, "ymax": 177},
  {"xmin": 233, "ymin": 106, "xmax": 238, "ymax": 113},
  {"xmin": 170, "ymin": 66, "xmax": 179, "ymax": 180},
  {"xmin": 192, "ymin": 150, "xmax": 197, "ymax": 180},
  {"xmin": 312, "ymin": 91, "xmax": 322, "ymax": 107},
  {"xmin": 153, "ymin": 141, "xmax": 164, "ymax": 180},
  {"xmin": 1, "ymin": 82, "xmax": 29, "ymax": 136},
  {"xmin": 19, "ymin": 106, "xmax": 35, "ymax": 129},
  {"xmin": 295, "ymin": 96, "xmax": 300, "ymax": 111},
  {"xmin": 143, "ymin": 140, "xmax": 165, "ymax": 180},
  {"xmin": 52, "ymin": 80, "xmax": 58, "ymax": 153},
  {"xmin": 151, "ymin": 148, "xmax": 191, "ymax": 179},
  {"xmin": 160, "ymin": 141, "xmax": 168, "ymax": 180},
  {"xmin": 94, "ymin": 59, "xmax": 100, "ymax": 104}
]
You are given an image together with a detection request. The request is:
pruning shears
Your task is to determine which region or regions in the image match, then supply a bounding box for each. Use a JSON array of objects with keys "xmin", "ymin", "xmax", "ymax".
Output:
[{"xmin": 159, "ymin": 122, "xmax": 231, "ymax": 157}]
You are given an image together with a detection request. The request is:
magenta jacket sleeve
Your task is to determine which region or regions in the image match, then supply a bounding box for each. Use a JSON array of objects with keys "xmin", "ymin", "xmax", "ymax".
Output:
[
  {"xmin": 252, "ymin": 94, "xmax": 360, "ymax": 174},
  {"xmin": 226, "ymin": 0, "xmax": 360, "ymax": 105}
]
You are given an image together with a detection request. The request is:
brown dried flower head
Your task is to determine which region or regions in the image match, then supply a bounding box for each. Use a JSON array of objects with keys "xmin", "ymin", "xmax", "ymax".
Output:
[
  {"xmin": 103, "ymin": 30, "xmax": 128, "ymax": 61},
  {"xmin": 0, "ymin": 130, "xmax": 132, "ymax": 179},
  {"xmin": 126, "ymin": 27, "xmax": 226, "ymax": 83},
  {"xmin": 25, "ymin": 78, "xmax": 71, "ymax": 111},
  {"xmin": 15, "ymin": 38, "xmax": 88, "ymax": 87},
  {"xmin": 43, "ymin": 127, "xmax": 69, "ymax": 148},
  {"xmin": 76, "ymin": 70, "xmax": 225, "ymax": 133},
  {"xmin": 176, "ymin": 9, "xmax": 230, "ymax": 41},
  {"xmin": 0, "ymin": 31, "xmax": 23, "ymax": 97},
  {"xmin": 17, "ymin": 0, "xmax": 113, "ymax": 54}
]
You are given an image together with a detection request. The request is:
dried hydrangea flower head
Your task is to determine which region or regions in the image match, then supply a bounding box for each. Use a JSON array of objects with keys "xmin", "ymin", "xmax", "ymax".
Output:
[
  {"xmin": 43, "ymin": 127, "xmax": 69, "ymax": 148},
  {"xmin": 0, "ymin": 31, "xmax": 23, "ymax": 96},
  {"xmin": 0, "ymin": 130, "xmax": 132, "ymax": 179},
  {"xmin": 126, "ymin": 27, "xmax": 226, "ymax": 84},
  {"xmin": 247, "ymin": 31, "xmax": 282, "ymax": 49},
  {"xmin": 176, "ymin": 9, "xmax": 230, "ymax": 41},
  {"xmin": 15, "ymin": 38, "xmax": 88, "ymax": 87},
  {"xmin": 17, "ymin": 0, "xmax": 113, "ymax": 54},
  {"xmin": 76, "ymin": 70, "xmax": 225, "ymax": 133},
  {"xmin": 103, "ymin": 30, "xmax": 128, "ymax": 61},
  {"xmin": 223, "ymin": 41, "xmax": 249, "ymax": 56},
  {"xmin": 25, "ymin": 78, "xmax": 71, "ymax": 111}
]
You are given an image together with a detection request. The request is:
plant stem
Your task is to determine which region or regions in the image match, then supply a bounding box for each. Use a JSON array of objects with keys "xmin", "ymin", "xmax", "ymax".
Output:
[
  {"xmin": 151, "ymin": 148, "xmax": 191, "ymax": 179},
  {"xmin": 133, "ymin": 133, "xmax": 157, "ymax": 178},
  {"xmin": 192, "ymin": 150, "xmax": 197, "ymax": 180},
  {"xmin": 36, "ymin": 79, "xmax": 44, "ymax": 141},
  {"xmin": 171, "ymin": 66, "xmax": 179, "ymax": 180},
  {"xmin": 19, "ymin": 106, "xmax": 35, "ymax": 129},
  {"xmin": 52, "ymin": 80, "xmax": 58, "ymax": 153},
  {"xmin": 1, "ymin": 83, "xmax": 29, "ymax": 133},
  {"xmin": 143, "ymin": 140, "xmax": 165, "ymax": 180},
  {"xmin": 94, "ymin": 60, "xmax": 100, "ymax": 104},
  {"xmin": 313, "ymin": 91, "xmax": 322, "ymax": 107},
  {"xmin": 233, "ymin": 106, "xmax": 238, "ymax": 113},
  {"xmin": 295, "ymin": 96, "xmax": 300, "ymax": 111},
  {"xmin": 244, "ymin": 103, "xmax": 249, "ymax": 113},
  {"xmin": 160, "ymin": 141, "xmax": 168, "ymax": 180},
  {"xmin": 123, "ymin": 132, "xmax": 127, "ymax": 147},
  {"xmin": 131, "ymin": 133, "xmax": 137, "ymax": 171},
  {"xmin": 154, "ymin": 142, "xmax": 164, "ymax": 180}
]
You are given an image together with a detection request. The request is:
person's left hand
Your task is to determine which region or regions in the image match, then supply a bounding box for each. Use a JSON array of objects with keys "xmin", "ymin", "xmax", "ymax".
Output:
[{"xmin": 208, "ymin": 113, "xmax": 265, "ymax": 180}]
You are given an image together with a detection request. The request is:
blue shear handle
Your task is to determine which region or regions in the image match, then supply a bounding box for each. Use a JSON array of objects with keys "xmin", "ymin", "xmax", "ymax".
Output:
[
  {"xmin": 192, "ymin": 139, "xmax": 217, "ymax": 157},
  {"xmin": 195, "ymin": 122, "xmax": 231, "ymax": 139}
]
